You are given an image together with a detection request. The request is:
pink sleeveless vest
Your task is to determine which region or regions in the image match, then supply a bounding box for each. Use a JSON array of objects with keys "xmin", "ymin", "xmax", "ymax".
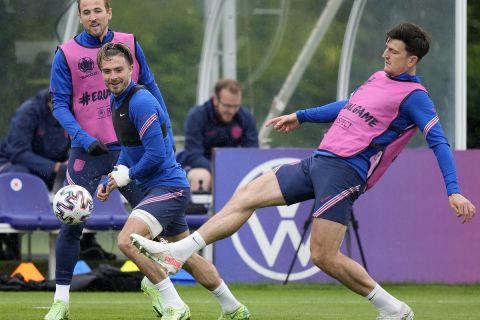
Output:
[
  {"xmin": 59, "ymin": 32, "xmax": 140, "ymax": 145},
  {"xmin": 319, "ymin": 71, "xmax": 427, "ymax": 189},
  {"xmin": 365, "ymin": 124, "xmax": 416, "ymax": 190}
]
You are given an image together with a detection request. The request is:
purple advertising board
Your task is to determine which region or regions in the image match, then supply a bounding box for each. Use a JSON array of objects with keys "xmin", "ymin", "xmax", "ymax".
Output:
[{"xmin": 213, "ymin": 148, "xmax": 480, "ymax": 283}]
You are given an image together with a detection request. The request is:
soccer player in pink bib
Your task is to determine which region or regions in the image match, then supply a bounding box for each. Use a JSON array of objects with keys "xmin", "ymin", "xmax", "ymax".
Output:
[{"xmin": 131, "ymin": 22, "xmax": 476, "ymax": 320}]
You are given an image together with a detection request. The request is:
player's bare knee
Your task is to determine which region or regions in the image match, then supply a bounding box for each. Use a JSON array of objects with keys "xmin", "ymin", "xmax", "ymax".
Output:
[
  {"xmin": 310, "ymin": 251, "xmax": 336, "ymax": 273},
  {"xmin": 231, "ymin": 185, "xmax": 256, "ymax": 209},
  {"xmin": 130, "ymin": 209, "xmax": 164, "ymax": 240}
]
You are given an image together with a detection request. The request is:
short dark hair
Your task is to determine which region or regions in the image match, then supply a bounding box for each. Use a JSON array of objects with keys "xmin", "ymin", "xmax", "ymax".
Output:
[
  {"xmin": 77, "ymin": 0, "xmax": 110, "ymax": 13},
  {"xmin": 386, "ymin": 22, "xmax": 431, "ymax": 61},
  {"xmin": 214, "ymin": 79, "xmax": 242, "ymax": 97},
  {"xmin": 97, "ymin": 42, "xmax": 133, "ymax": 69}
]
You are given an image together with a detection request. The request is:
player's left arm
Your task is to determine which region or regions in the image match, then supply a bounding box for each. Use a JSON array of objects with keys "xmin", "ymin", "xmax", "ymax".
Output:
[
  {"xmin": 128, "ymin": 91, "xmax": 168, "ymax": 179},
  {"xmin": 449, "ymin": 193, "xmax": 476, "ymax": 224},
  {"xmin": 406, "ymin": 91, "xmax": 475, "ymax": 223},
  {"xmin": 135, "ymin": 42, "xmax": 162, "ymax": 102},
  {"xmin": 134, "ymin": 41, "xmax": 174, "ymax": 137}
]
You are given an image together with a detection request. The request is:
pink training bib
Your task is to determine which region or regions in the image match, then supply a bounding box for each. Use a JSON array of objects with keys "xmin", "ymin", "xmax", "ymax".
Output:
[
  {"xmin": 59, "ymin": 32, "xmax": 140, "ymax": 144},
  {"xmin": 319, "ymin": 71, "xmax": 427, "ymax": 189}
]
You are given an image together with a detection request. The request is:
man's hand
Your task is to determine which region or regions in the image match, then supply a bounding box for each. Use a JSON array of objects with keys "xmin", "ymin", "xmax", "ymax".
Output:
[
  {"xmin": 448, "ymin": 193, "xmax": 476, "ymax": 224},
  {"xmin": 108, "ymin": 165, "xmax": 131, "ymax": 188},
  {"xmin": 265, "ymin": 113, "xmax": 300, "ymax": 133},
  {"xmin": 96, "ymin": 183, "xmax": 110, "ymax": 202},
  {"xmin": 87, "ymin": 140, "xmax": 108, "ymax": 156}
]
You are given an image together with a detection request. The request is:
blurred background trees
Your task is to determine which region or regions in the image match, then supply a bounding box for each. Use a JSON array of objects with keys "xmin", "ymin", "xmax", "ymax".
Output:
[
  {"xmin": 467, "ymin": 0, "xmax": 480, "ymax": 148},
  {"xmin": 0, "ymin": 0, "xmax": 478, "ymax": 147}
]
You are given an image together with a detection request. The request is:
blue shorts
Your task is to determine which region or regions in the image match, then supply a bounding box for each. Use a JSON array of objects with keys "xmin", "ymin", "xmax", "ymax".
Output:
[
  {"xmin": 134, "ymin": 186, "xmax": 191, "ymax": 237},
  {"xmin": 275, "ymin": 155, "xmax": 365, "ymax": 225}
]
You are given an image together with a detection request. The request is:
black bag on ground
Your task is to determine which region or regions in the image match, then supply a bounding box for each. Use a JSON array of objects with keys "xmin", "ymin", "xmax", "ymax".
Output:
[{"xmin": 89, "ymin": 264, "xmax": 142, "ymax": 291}]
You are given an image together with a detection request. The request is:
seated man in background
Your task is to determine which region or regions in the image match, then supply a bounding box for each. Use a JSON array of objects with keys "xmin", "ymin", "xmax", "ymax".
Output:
[
  {"xmin": 177, "ymin": 79, "xmax": 259, "ymax": 193},
  {"xmin": 0, "ymin": 88, "xmax": 69, "ymax": 260},
  {"xmin": 0, "ymin": 88, "xmax": 69, "ymax": 192}
]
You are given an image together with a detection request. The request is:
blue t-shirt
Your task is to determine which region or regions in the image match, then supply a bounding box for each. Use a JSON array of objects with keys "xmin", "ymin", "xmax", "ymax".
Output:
[{"xmin": 112, "ymin": 82, "xmax": 188, "ymax": 192}]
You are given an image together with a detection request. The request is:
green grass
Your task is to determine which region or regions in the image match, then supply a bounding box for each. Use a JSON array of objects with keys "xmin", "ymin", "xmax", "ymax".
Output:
[{"xmin": 1, "ymin": 283, "xmax": 480, "ymax": 319}]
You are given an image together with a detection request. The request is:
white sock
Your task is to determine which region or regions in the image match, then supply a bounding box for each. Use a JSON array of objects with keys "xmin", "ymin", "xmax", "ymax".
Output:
[
  {"xmin": 144, "ymin": 276, "xmax": 154, "ymax": 286},
  {"xmin": 54, "ymin": 284, "xmax": 70, "ymax": 303},
  {"xmin": 172, "ymin": 231, "xmax": 206, "ymax": 262},
  {"xmin": 211, "ymin": 280, "xmax": 241, "ymax": 314},
  {"xmin": 366, "ymin": 283, "xmax": 403, "ymax": 315},
  {"xmin": 156, "ymin": 278, "xmax": 185, "ymax": 309}
]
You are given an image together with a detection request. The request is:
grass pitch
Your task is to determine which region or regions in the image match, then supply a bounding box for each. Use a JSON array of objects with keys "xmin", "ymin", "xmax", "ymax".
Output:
[{"xmin": 1, "ymin": 283, "xmax": 479, "ymax": 319}]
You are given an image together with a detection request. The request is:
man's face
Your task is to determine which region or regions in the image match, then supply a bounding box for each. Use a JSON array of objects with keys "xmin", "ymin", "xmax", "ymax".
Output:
[
  {"xmin": 100, "ymin": 55, "xmax": 132, "ymax": 96},
  {"xmin": 213, "ymin": 89, "xmax": 242, "ymax": 123},
  {"xmin": 78, "ymin": 0, "xmax": 112, "ymax": 39},
  {"xmin": 382, "ymin": 39, "xmax": 417, "ymax": 77}
]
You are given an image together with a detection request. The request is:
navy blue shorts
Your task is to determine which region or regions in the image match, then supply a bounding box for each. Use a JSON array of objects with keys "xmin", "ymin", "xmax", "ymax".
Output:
[
  {"xmin": 134, "ymin": 186, "xmax": 191, "ymax": 237},
  {"xmin": 275, "ymin": 155, "xmax": 365, "ymax": 225}
]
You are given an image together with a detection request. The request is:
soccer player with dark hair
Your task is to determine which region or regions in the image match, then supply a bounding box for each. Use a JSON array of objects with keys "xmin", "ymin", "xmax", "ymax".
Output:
[{"xmin": 131, "ymin": 22, "xmax": 476, "ymax": 320}]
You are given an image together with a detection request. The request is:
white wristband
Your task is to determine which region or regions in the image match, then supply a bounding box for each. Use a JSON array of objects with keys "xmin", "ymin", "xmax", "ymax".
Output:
[{"xmin": 111, "ymin": 165, "xmax": 132, "ymax": 187}]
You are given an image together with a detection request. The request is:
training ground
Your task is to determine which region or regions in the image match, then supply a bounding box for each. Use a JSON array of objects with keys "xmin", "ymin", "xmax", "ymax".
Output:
[{"xmin": 2, "ymin": 283, "xmax": 480, "ymax": 319}]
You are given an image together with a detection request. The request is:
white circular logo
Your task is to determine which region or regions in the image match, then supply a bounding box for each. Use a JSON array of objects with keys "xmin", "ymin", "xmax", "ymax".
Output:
[
  {"xmin": 230, "ymin": 157, "xmax": 320, "ymax": 281},
  {"xmin": 10, "ymin": 178, "xmax": 22, "ymax": 191}
]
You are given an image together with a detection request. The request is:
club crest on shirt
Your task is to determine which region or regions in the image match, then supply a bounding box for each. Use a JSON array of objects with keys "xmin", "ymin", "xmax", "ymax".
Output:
[{"xmin": 78, "ymin": 57, "xmax": 94, "ymax": 73}]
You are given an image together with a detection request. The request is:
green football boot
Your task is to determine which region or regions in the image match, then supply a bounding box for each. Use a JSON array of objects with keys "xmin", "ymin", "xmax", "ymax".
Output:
[
  {"xmin": 44, "ymin": 300, "xmax": 69, "ymax": 320},
  {"xmin": 218, "ymin": 304, "xmax": 250, "ymax": 320},
  {"xmin": 161, "ymin": 304, "xmax": 191, "ymax": 320},
  {"xmin": 141, "ymin": 276, "xmax": 165, "ymax": 317}
]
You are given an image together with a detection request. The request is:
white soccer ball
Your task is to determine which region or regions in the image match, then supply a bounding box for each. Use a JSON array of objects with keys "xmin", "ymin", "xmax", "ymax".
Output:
[{"xmin": 53, "ymin": 185, "xmax": 93, "ymax": 225}]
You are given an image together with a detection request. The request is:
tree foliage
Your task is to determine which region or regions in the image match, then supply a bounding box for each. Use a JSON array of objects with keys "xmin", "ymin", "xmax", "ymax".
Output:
[
  {"xmin": 0, "ymin": 0, "xmax": 477, "ymax": 150},
  {"xmin": 467, "ymin": 0, "xmax": 480, "ymax": 148}
]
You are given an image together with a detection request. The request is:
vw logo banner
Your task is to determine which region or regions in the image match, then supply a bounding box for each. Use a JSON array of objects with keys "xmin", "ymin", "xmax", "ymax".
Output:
[
  {"xmin": 213, "ymin": 148, "xmax": 336, "ymax": 283},
  {"xmin": 212, "ymin": 148, "xmax": 480, "ymax": 283}
]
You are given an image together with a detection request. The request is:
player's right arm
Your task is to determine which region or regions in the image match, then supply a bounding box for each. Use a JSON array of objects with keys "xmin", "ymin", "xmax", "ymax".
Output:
[
  {"xmin": 296, "ymin": 99, "xmax": 347, "ymax": 123},
  {"xmin": 266, "ymin": 100, "xmax": 347, "ymax": 133},
  {"xmin": 50, "ymin": 50, "xmax": 97, "ymax": 151},
  {"xmin": 96, "ymin": 182, "xmax": 110, "ymax": 201},
  {"xmin": 101, "ymin": 149, "xmax": 128, "ymax": 201},
  {"xmin": 265, "ymin": 113, "xmax": 300, "ymax": 133}
]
